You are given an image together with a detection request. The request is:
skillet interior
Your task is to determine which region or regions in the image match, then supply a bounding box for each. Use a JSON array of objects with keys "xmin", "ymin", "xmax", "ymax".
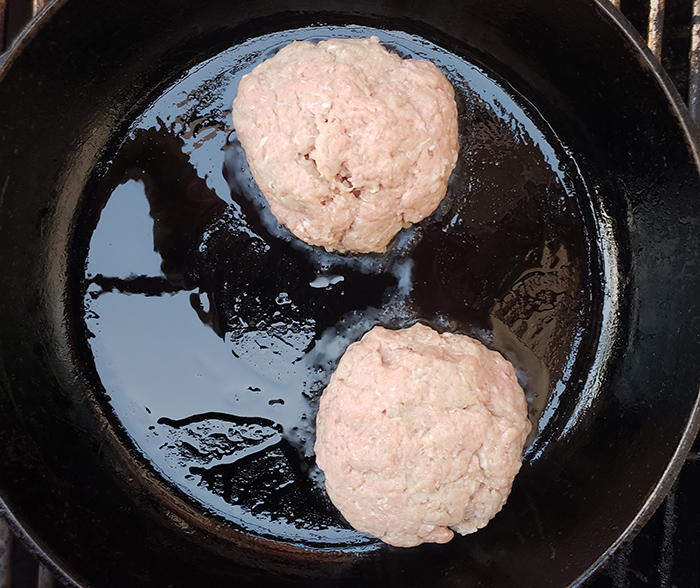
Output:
[
  {"xmin": 1, "ymin": 0, "xmax": 700, "ymax": 587},
  {"xmin": 77, "ymin": 21, "xmax": 599, "ymax": 549}
]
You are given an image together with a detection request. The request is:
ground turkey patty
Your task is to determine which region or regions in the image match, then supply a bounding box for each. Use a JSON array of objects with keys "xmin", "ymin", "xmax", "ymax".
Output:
[
  {"xmin": 231, "ymin": 36, "xmax": 459, "ymax": 253},
  {"xmin": 314, "ymin": 323, "xmax": 531, "ymax": 547}
]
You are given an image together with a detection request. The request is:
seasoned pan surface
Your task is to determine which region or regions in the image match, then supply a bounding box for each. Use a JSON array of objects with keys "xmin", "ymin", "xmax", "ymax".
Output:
[
  {"xmin": 1, "ymin": 1, "xmax": 699, "ymax": 587},
  {"xmin": 80, "ymin": 23, "xmax": 597, "ymax": 547}
]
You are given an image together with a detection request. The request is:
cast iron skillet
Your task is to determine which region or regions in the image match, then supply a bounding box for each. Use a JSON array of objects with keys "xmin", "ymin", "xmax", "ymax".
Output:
[{"xmin": 1, "ymin": 0, "xmax": 700, "ymax": 586}]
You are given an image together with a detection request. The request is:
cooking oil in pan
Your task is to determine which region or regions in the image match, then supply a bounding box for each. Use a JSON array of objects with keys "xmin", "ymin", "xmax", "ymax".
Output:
[{"xmin": 79, "ymin": 25, "xmax": 600, "ymax": 548}]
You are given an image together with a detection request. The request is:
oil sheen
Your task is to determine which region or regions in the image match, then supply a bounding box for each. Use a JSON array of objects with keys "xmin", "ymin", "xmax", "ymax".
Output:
[{"xmin": 80, "ymin": 25, "xmax": 599, "ymax": 548}]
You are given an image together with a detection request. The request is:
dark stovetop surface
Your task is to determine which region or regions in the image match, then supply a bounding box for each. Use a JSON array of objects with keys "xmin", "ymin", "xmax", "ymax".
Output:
[{"xmin": 1, "ymin": 0, "xmax": 699, "ymax": 586}]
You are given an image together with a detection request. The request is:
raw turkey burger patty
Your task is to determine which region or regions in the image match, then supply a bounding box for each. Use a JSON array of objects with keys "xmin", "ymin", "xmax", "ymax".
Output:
[
  {"xmin": 314, "ymin": 323, "xmax": 531, "ymax": 547},
  {"xmin": 231, "ymin": 36, "xmax": 459, "ymax": 253}
]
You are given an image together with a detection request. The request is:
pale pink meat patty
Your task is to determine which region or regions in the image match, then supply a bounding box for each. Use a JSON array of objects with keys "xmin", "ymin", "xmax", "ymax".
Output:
[
  {"xmin": 231, "ymin": 36, "xmax": 459, "ymax": 253},
  {"xmin": 314, "ymin": 323, "xmax": 531, "ymax": 548}
]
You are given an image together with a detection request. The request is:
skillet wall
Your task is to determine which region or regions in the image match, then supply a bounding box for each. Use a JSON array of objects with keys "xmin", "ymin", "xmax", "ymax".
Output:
[{"xmin": 1, "ymin": 0, "xmax": 699, "ymax": 587}]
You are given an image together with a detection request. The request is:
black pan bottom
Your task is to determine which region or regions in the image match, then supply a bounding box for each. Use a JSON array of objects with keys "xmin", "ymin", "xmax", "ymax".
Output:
[{"xmin": 79, "ymin": 24, "xmax": 601, "ymax": 549}]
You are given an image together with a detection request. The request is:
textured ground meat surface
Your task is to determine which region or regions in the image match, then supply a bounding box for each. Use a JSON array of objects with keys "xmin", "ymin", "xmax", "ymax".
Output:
[
  {"xmin": 231, "ymin": 36, "xmax": 459, "ymax": 253},
  {"xmin": 314, "ymin": 323, "xmax": 531, "ymax": 547}
]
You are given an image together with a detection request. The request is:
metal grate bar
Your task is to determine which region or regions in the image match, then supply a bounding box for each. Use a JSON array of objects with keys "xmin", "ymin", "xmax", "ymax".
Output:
[
  {"xmin": 36, "ymin": 564, "xmax": 55, "ymax": 588},
  {"xmin": 0, "ymin": 0, "xmax": 7, "ymax": 54},
  {"xmin": 648, "ymin": 0, "xmax": 666, "ymax": 60},
  {"xmin": 30, "ymin": 0, "xmax": 44, "ymax": 17},
  {"xmin": 0, "ymin": 518, "xmax": 12, "ymax": 588},
  {"xmin": 690, "ymin": 0, "xmax": 700, "ymax": 122},
  {"xmin": 0, "ymin": 517, "xmax": 56, "ymax": 588}
]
